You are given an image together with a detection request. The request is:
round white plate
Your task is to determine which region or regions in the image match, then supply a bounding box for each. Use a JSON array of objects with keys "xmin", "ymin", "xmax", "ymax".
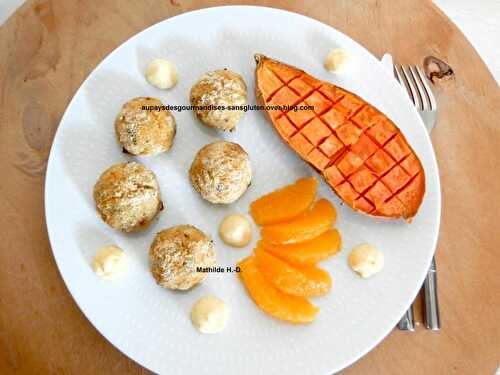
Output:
[{"xmin": 45, "ymin": 6, "xmax": 440, "ymax": 375}]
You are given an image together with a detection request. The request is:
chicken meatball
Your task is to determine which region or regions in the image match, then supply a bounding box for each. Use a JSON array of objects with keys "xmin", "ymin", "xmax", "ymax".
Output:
[
  {"xmin": 190, "ymin": 69, "xmax": 247, "ymax": 131},
  {"xmin": 93, "ymin": 162, "xmax": 162, "ymax": 232},
  {"xmin": 149, "ymin": 225, "xmax": 216, "ymax": 290},
  {"xmin": 115, "ymin": 97, "xmax": 176, "ymax": 156},
  {"xmin": 189, "ymin": 141, "xmax": 252, "ymax": 204}
]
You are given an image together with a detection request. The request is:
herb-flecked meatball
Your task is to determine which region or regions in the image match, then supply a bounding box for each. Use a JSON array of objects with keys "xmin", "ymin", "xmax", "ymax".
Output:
[
  {"xmin": 149, "ymin": 225, "xmax": 216, "ymax": 290},
  {"xmin": 115, "ymin": 97, "xmax": 176, "ymax": 156},
  {"xmin": 93, "ymin": 162, "xmax": 163, "ymax": 232},
  {"xmin": 190, "ymin": 69, "xmax": 247, "ymax": 131},
  {"xmin": 189, "ymin": 141, "xmax": 252, "ymax": 204}
]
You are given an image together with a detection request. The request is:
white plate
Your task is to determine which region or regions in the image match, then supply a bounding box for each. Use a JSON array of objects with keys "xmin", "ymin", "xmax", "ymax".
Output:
[{"xmin": 45, "ymin": 6, "xmax": 440, "ymax": 375}]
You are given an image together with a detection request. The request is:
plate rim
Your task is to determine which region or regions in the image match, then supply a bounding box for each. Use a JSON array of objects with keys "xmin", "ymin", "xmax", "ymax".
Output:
[{"xmin": 44, "ymin": 5, "xmax": 442, "ymax": 374}]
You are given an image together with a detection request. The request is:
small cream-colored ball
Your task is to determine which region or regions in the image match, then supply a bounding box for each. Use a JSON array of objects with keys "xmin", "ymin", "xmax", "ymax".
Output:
[
  {"xmin": 324, "ymin": 48, "xmax": 351, "ymax": 73},
  {"xmin": 219, "ymin": 214, "xmax": 252, "ymax": 247},
  {"xmin": 191, "ymin": 296, "xmax": 229, "ymax": 334},
  {"xmin": 348, "ymin": 243, "xmax": 384, "ymax": 278},
  {"xmin": 92, "ymin": 245, "xmax": 128, "ymax": 279},
  {"xmin": 145, "ymin": 59, "xmax": 178, "ymax": 89}
]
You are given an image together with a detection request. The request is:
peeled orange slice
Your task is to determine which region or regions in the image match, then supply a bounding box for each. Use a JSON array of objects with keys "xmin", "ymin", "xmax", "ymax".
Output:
[
  {"xmin": 261, "ymin": 228, "xmax": 341, "ymax": 266},
  {"xmin": 250, "ymin": 177, "xmax": 318, "ymax": 225},
  {"xmin": 255, "ymin": 246, "xmax": 331, "ymax": 297},
  {"xmin": 238, "ymin": 256, "xmax": 319, "ymax": 323},
  {"xmin": 261, "ymin": 199, "xmax": 336, "ymax": 244}
]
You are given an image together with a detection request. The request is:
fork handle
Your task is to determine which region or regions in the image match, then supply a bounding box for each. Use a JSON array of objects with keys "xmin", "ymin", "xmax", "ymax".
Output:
[{"xmin": 424, "ymin": 256, "xmax": 441, "ymax": 330}]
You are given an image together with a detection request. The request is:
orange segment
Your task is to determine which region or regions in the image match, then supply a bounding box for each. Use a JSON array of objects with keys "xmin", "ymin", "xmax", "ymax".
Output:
[
  {"xmin": 255, "ymin": 247, "xmax": 332, "ymax": 297},
  {"xmin": 261, "ymin": 228, "xmax": 342, "ymax": 266},
  {"xmin": 238, "ymin": 256, "xmax": 319, "ymax": 323},
  {"xmin": 250, "ymin": 177, "xmax": 318, "ymax": 225},
  {"xmin": 261, "ymin": 199, "xmax": 336, "ymax": 244}
]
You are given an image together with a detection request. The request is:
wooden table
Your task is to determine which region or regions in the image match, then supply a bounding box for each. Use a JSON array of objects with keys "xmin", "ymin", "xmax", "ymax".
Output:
[{"xmin": 1, "ymin": 1, "xmax": 499, "ymax": 373}]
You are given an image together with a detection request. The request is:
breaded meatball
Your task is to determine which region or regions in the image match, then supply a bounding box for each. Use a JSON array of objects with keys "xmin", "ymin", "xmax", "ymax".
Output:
[
  {"xmin": 189, "ymin": 140, "xmax": 252, "ymax": 204},
  {"xmin": 190, "ymin": 69, "xmax": 247, "ymax": 131},
  {"xmin": 115, "ymin": 97, "xmax": 176, "ymax": 156},
  {"xmin": 93, "ymin": 162, "xmax": 162, "ymax": 232},
  {"xmin": 149, "ymin": 225, "xmax": 216, "ymax": 290}
]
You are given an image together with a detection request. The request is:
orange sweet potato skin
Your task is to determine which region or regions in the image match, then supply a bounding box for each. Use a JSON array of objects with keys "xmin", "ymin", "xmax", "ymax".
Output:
[{"xmin": 254, "ymin": 54, "xmax": 425, "ymax": 221}]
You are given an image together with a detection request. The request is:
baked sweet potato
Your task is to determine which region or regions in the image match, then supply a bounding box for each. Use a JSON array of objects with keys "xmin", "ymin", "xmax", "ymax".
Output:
[{"xmin": 254, "ymin": 54, "xmax": 425, "ymax": 220}]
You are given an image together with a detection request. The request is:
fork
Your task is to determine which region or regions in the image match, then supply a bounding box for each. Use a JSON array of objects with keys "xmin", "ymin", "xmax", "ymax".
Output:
[{"xmin": 381, "ymin": 53, "xmax": 441, "ymax": 331}]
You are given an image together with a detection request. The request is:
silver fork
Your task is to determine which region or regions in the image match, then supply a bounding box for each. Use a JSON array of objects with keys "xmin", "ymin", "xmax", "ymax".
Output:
[{"xmin": 381, "ymin": 53, "xmax": 441, "ymax": 331}]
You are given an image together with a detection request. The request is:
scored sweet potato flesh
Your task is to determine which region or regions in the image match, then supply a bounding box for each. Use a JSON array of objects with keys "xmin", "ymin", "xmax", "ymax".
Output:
[{"xmin": 255, "ymin": 55, "xmax": 425, "ymax": 220}]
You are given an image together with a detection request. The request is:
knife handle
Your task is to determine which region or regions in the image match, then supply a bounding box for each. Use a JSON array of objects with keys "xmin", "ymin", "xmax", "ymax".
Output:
[
  {"xmin": 397, "ymin": 305, "xmax": 415, "ymax": 331},
  {"xmin": 424, "ymin": 256, "xmax": 441, "ymax": 330}
]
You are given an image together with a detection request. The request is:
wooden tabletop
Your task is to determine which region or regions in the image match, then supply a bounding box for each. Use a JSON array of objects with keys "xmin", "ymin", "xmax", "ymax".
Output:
[{"xmin": 1, "ymin": 0, "xmax": 499, "ymax": 374}]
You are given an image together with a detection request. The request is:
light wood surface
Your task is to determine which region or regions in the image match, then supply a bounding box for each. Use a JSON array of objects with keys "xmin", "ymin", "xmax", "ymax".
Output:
[{"xmin": 1, "ymin": 1, "xmax": 499, "ymax": 374}]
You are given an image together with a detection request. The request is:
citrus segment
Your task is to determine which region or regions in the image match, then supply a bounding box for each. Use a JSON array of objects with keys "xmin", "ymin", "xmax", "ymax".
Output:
[
  {"xmin": 261, "ymin": 199, "xmax": 336, "ymax": 244},
  {"xmin": 237, "ymin": 256, "xmax": 319, "ymax": 323},
  {"xmin": 250, "ymin": 177, "xmax": 318, "ymax": 225},
  {"xmin": 255, "ymin": 246, "xmax": 332, "ymax": 297},
  {"xmin": 261, "ymin": 228, "xmax": 341, "ymax": 266}
]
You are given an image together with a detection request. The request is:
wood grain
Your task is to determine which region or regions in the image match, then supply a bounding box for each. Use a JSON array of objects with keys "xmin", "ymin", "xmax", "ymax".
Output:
[{"xmin": 1, "ymin": 0, "xmax": 498, "ymax": 374}]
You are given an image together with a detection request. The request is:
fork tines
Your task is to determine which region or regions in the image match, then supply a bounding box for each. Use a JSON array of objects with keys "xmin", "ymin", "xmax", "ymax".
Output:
[{"xmin": 394, "ymin": 65, "xmax": 437, "ymax": 111}]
